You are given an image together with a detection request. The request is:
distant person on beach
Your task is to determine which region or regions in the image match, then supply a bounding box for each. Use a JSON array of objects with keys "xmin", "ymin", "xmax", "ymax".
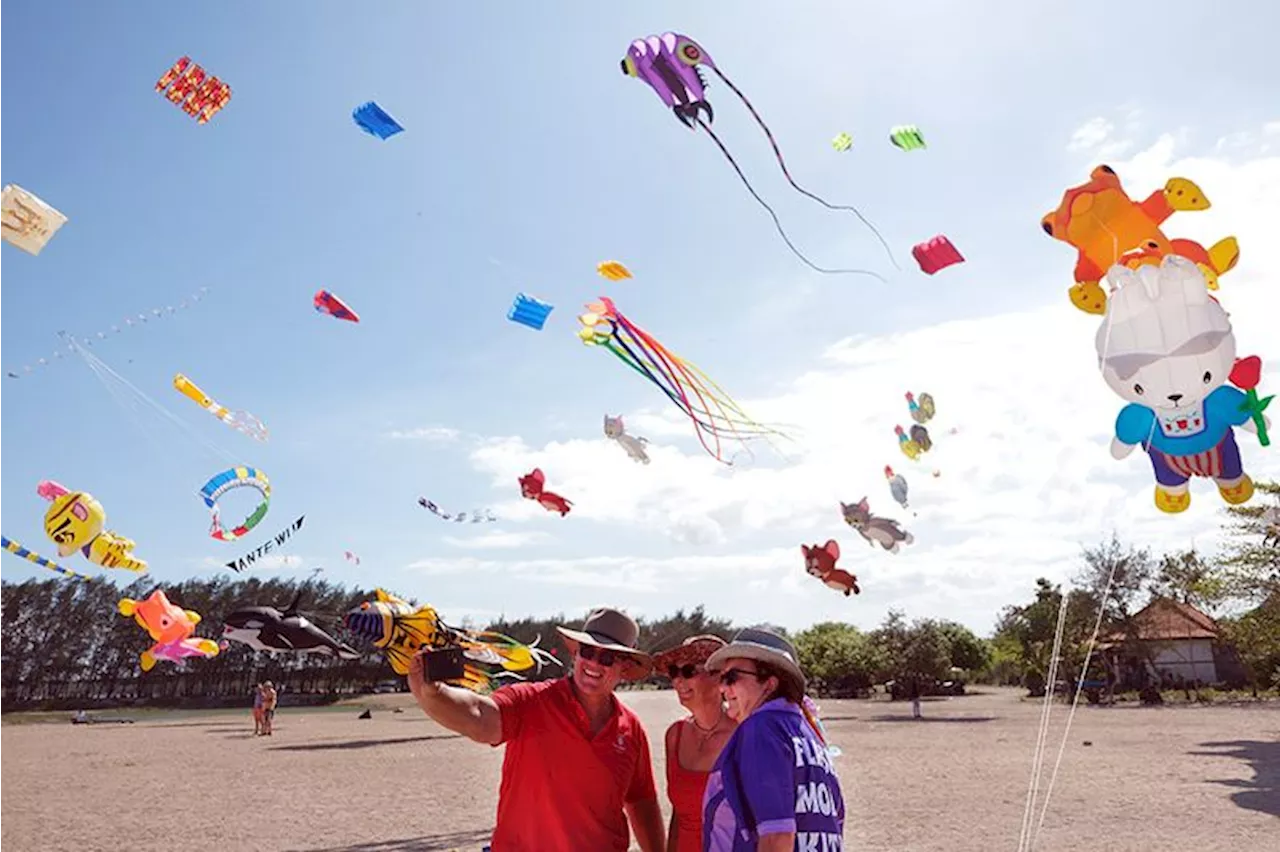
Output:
[
  {"xmin": 261, "ymin": 681, "xmax": 278, "ymax": 736},
  {"xmin": 653, "ymin": 635, "xmax": 736, "ymax": 852},
  {"xmin": 702, "ymin": 627, "xmax": 845, "ymax": 852},
  {"xmin": 252, "ymin": 683, "xmax": 265, "ymax": 735},
  {"xmin": 408, "ymin": 607, "xmax": 666, "ymax": 852},
  {"xmin": 908, "ymin": 676, "xmax": 923, "ymax": 720}
]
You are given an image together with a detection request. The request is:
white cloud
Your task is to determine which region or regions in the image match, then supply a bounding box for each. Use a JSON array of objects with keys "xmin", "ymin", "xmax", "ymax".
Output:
[
  {"xmin": 415, "ymin": 124, "xmax": 1280, "ymax": 634},
  {"xmin": 383, "ymin": 426, "xmax": 461, "ymax": 443},
  {"xmin": 1066, "ymin": 116, "xmax": 1136, "ymax": 159},
  {"xmin": 441, "ymin": 530, "xmax": 553, "ymax": 550}
]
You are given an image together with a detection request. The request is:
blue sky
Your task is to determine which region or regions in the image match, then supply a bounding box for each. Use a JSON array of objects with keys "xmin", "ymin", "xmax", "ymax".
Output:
[{"xmin": 4, "ymin": 1, "xmax": 1278, "ymax": 634}]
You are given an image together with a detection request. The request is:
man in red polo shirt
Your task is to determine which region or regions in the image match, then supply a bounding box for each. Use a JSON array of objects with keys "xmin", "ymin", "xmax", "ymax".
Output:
[{"xmin": 408, "ymin": 607, "xmax": 666, "ymax": 852}]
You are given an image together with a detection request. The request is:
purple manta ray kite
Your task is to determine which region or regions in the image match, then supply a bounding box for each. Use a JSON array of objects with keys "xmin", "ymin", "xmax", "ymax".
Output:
[{"xmin": 620, "ymin": 33, "xmax": 897, "ymax": 280}]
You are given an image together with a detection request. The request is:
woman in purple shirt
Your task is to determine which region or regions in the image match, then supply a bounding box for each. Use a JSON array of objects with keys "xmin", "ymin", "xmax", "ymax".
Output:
[{"xmin": 702, "ymin": 627, "xmax": 845, "ymax": 852}]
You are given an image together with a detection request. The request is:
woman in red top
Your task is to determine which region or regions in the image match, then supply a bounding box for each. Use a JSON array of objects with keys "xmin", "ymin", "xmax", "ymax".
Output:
[{"xmin": 654, "ymin": 635, "xmax": 737, "ymax": 852}]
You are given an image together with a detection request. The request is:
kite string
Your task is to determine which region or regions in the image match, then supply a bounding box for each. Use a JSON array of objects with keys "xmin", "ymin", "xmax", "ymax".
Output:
[
  {"xmin": 710, "ymin": 68, "xmax": 899, "ymax": 272},
  {"xmin": 1030, "ymin": 560, "xmax": 1121, "ymax": 849},
  {"xmin": 696, "ymin": 118, "xmax": 887, "ymax": 282},
  {"xmin": 1017, "ymin": 594, "xmax": 1069, "ymax": 852},
  {"xmin": 70, "ymin": 339, "xmax": 239, "ymax": 466}
]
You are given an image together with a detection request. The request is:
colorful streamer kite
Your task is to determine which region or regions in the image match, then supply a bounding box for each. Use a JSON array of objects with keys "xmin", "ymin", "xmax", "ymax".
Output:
[
  {"xmin": 173, "ymin": 374, "xmax": 268, "ymax": 442},
  {"xmin": 200, "ymin": 467, "xmax": 271, "ymax": 542},
  {"xmin": 621, "ymin": 32, "xmax": 896, "ymax": 279},
  {"xmin": 352, "ymin": 101, "xmax": 404, "ymax": 139},
  {"xmin": 577, "ymin": 295, "xmax": 787, "ymax": 464},
  {"xmin": 508, "ymin": 293, "xmax": 553, "ymax": 330},
  {"xmin": 890, "ymin": 125, "xmax": 926, "ymax": 151},
  {"xmin": 155, "ymin": 57, "xmax": 231, "ymax": 125},
  {"xmin": 2, "ymin": 184, "xmax": 68, "ymax": 256},
  {"xmin": 2, "ymin": 535, "xmax": 94, "ymax": 580},
  {"xmin": 6, "ymin": 287, "xmax": 210, "ymax": 379}
]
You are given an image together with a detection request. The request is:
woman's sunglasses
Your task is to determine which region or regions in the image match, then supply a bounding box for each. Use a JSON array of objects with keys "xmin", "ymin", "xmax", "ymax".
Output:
[
  {"xmin": 719, "ymin": 668, "xmax": 762, "ymax": 687},
  {"xmin": 578, "ymin": 644, "xmax": 619, "ymax": 667},
  {"xmin": 667, "ymin": 663, "xmax": 702, "ymax": 680}
]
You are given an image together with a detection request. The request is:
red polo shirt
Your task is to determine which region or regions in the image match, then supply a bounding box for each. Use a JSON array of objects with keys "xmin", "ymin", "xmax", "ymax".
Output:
[{"xmin": 488, "ymin": 677, "xmax": 657, "ymax": 852}]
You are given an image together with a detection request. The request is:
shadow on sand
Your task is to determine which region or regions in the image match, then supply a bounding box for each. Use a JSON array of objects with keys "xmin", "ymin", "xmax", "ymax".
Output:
[
  {"xmin": 268, "ymin": 734, "xmax": 461, "ymax": 752},
  {"xmin": 867, "ymin": 715, "xmax": 997, "ymax": 724},
  {"xmin": 1189, "ymin": 738, "xmax": 1280, "ymax": 818},
  {"xmin": 288, "ymin": 827, "xmax": 493, "ymax": 851}
]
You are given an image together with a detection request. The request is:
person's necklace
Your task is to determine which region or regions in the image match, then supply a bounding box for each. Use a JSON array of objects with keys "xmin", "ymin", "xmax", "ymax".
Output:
[{"xmin": 690, "ymin": 710, "xmax": 726, "ymax": 746}]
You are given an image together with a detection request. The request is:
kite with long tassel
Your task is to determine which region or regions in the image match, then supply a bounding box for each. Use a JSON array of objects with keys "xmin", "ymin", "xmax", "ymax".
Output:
[
  {"xmin": 622, "ymin": 32, "xmax": 897, "ymax": 280},
  {"xmin": 577, "ymin": 295, "xmax": 790, "ymax": 464}
]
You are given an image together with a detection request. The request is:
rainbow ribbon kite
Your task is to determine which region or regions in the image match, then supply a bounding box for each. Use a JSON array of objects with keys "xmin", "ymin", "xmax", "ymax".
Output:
[
  {"xmin": 2, "ymin": 535, "xmax": 94, "ymax": 580},
  {"xmin": 576, "ymin": 296, "xmax": 788, "ymax": 464}
]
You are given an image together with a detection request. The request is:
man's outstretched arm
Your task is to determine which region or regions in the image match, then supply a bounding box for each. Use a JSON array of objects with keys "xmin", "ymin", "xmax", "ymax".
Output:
[
  {"xmin": 625, "ymin": 797, "xmax": 666, "ymax": 852},
  {"xmin": 407, "ymin": 652, "xmax": 503, "ymax": 745}
]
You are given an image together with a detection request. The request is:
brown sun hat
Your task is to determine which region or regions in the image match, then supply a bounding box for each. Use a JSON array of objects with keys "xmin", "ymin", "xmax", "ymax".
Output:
[
  {"xmin": 652, "ymin": 634, "xmax": 728, "ymax": 673},
  {"xmin": 555, "ymin": 607, "xmax": 653, "ymax": 681}
]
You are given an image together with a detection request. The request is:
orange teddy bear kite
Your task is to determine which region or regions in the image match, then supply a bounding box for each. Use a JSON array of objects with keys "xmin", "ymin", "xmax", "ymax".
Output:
[{"xmin": 1041, "ymin": 164, "xmax": 1239, "ymax": 315}]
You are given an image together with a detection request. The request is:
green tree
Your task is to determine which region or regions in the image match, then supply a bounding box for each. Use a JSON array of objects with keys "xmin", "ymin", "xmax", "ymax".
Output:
[
  {"xmin": 868, "ymin": 611, "xmax": 951, "ymax": 686},
  {"xmin": 793, "ymin": 622, "xmax": 883, "ymax": 697},
  {"xmin": 1150, "ymin": 549, "xmax": 1229, "ymax": 613},
  {"xmin": 1218, "ymin": 593, "xmax": 1280, "ymax": 694},
  {"xmin": 1216, "ymin": 479, "xmax": 1280, "ymax": 603},
  {"xmin": 934, "ymin": 620, "xmax": 992, "ymax": 672}
]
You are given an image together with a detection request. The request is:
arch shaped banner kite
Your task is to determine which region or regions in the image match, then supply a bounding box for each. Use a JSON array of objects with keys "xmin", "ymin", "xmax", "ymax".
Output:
[{"xmin": 200, "ymin": 467, "xmax": 271, "ymax": 541}]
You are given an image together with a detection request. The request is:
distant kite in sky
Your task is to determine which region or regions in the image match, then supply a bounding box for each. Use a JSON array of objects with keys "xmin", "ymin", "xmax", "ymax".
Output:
[
  {"xmin": 578, "ymin": 295, "xmax": 788, "ymax": 464},
  {"xmin": 352, "ymin": 102, "xmax": 404, "ymax": 139},
  {"xmin": 890, "ymin": 125, "xmax": 926, "ymax": 151},
  {"xmin": 173, "ymin": 373, "xmax": 268, "ymax": 441},
  {"xmin": 155, "ymin": 57, "xmax": 231, "ymax": 124},
  {"xmin": 621, "ymin": 32, "xmax": 895, "ymax": 279},
  {"xmin": 314, "ymin": 290, "xmax": 360, "ymax": 323},
  {"xmin": 344, "ymin": 550, "xmax": 360, "ymax": 566},
  {"xmin": 597, "ymin": 261, "xmax": 633, "ymax": 281},
  {"xmin": 508, "ymin": 293, "xmax": 553, "ymax": 330},
  {"xmin": 912, "ymin": 235, "xmax": 964, "ymax": 275},
  {"xmin": 2, "ymin": 184, "xmax": 68, "ymax": 256},
  {"xmin": 417, "ymin": 498, "xmax": 498, "ymax": 523},
  {"xmin": 831, "ymin": 133, "xmax": 852, "ymax": 152}
]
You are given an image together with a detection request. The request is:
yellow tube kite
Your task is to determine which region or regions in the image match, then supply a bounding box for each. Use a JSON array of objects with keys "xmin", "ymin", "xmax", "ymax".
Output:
[{"xmin": 173, "ymin": 374, "xmax": 268, "ymax": 442}]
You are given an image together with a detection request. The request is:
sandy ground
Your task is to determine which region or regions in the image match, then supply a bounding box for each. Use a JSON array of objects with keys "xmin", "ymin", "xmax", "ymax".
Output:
[{"xmin": 2, "ymin": 687, "xmax": 1276, "ymax": 851}]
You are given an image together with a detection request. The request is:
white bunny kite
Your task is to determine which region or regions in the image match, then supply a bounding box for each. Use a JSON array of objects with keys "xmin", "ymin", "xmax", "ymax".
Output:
[{"xmin": 1096, "ymin": 255, "xmax": 1269, "ymax": 514}]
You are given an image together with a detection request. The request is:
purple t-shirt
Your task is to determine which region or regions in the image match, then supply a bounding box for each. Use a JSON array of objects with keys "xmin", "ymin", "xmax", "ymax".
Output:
[{"xmin": 702, "ymin": 698, "xmax": 845, "ymax": 851}]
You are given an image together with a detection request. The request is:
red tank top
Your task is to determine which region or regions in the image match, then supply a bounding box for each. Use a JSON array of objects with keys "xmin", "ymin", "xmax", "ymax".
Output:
[{"xmin": 665, "ymin": 720, "xmax": 710, "ymax": 852}]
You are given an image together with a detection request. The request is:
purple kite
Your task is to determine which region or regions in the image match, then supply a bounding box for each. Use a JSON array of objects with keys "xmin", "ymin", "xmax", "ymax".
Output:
[
  {"xmin": 314, "ymin": 290, "xmax": 360, "ymax": 323},
  {"xmin": 621, "ymin": 33, "xmax": 895, "ymax": 279}
]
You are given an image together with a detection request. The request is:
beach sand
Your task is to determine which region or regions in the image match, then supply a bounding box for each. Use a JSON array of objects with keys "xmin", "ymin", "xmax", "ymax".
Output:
[{"xmin": 2, "ymin": 687, "xmax": 1275, "ymax": 851}]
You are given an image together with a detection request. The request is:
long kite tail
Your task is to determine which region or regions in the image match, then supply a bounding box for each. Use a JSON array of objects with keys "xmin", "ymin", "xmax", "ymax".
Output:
[
  {"xmin": 710, "ymin": 69, "xmax": 900, "ymax": 272},
  {"xmin": 696, "ymin": 118, "xmax": 887, "ymax": 282},
  {"xmin": 2, "ymin": 535, "xmax": 94, "ymax": 580}
]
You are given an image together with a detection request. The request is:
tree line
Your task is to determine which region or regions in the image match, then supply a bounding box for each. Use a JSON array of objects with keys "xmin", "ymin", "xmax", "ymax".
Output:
[{"xmin": 3, "ymin": 482, "xmax": 1276, "ymax": 711}]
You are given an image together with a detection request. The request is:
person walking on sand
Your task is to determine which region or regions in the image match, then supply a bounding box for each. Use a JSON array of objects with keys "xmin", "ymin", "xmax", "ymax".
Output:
[
  {"xmin": 408, "ymin": 607, "xmax": 666, "ymax": 852},
  {"xmin": 261, "ymin": 681, "xmax": 278, "ymax": 736},
  {"xmin": 252, "ymin": 683, "xmax": 265, "ymax": 735},
  {"xmin": 909, "ymin": 676, "xmax": 923, "ymax": 720}
]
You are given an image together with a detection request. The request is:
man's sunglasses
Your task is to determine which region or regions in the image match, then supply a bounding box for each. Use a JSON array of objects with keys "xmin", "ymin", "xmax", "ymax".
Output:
[
  {"xmin": 578, "ymin": 644, "xmax": 619, "ymax": 667},
  {"xmin": 719, "ymin": 668, "xmax": 762, "ymax": 687},
  {"xmin": 667, "ymin": 663, "xmax": 702, "ymax": 680}
]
